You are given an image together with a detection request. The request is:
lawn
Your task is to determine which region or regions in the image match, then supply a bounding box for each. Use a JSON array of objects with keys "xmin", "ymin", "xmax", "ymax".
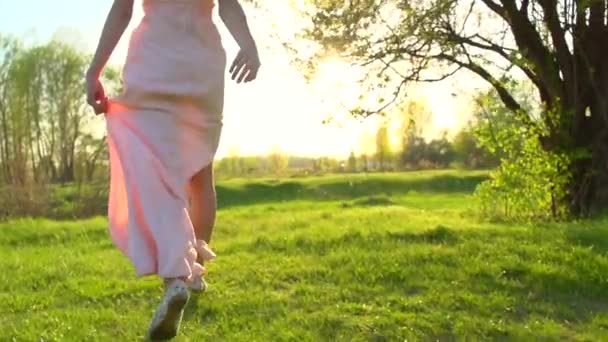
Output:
[{"xmin": 2, "ymin": 170, "xmax": 608, "ymax": 341}]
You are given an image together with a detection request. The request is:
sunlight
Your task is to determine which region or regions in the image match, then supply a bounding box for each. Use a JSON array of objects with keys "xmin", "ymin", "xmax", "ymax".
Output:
[
  {"xmin": 3, "ymin": 2, "xmax": 604, "ymax": 339},
  {"xmin": 2, "ymin": 0, "xmax": 476, "ymax": 160}
]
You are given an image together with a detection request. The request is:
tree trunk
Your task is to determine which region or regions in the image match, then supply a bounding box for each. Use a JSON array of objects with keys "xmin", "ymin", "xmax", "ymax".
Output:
[
  {"xmin": 564, "ymin": 87, "xmax": 608, "ymax": 217},
  {"xmin": 0, "ymin": 106, "xmax": 10, "ymax": 184}
]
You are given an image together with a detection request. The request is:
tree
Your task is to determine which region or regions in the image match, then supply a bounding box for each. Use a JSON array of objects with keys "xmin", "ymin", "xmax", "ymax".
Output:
[
  {"xmin": 399, "ymin": 100, "xmax": 432, "ymax": 139},
  {"xmin": 375, "ymin": 124, "xmax": 392, "ymax": 170},
  {"xmin": 347, "ymin": 150, "xmax": 358, "ymax": 172},
  {"xmin": 397, "ymin": 100, "xmax": 432, "ymax": 169},
  {"xmin": 76, "ymin": 132, "xmax": 108, "ymax": 182},
  {"xmin": 401, "ymin": 135, "xmax": 427, "ymax": 169},
  {"xmin": 300, "ymin": 0, "xmax": 608, "ymax": 216},
  {"xmin": 359, "ymin": 153, "xmax": 370, "ymax": 172},
  {"xmin": 472, "ymin": 87, "xmax": 571, "ymax": 220},
  {"xmin": 0, "ymin": 36, "xmax": 15, "ymax": 184},
  {"xmin": 0, "ymin": 34, "xmax": 118, "ymax": 186},
  {"xmin": 359, "ymin": 130, "xmax": 376, "ymax": 170},
  {"xmin": 268, "ymin": 146, "xmax": 289, "ymax": 175},
  {"xmin": 426, "ymin": 131, "xmax": 455, "ymax": 168},
  {"xmin": 452, "ymin": 128, "xmax": 496, "ymax": 169}
]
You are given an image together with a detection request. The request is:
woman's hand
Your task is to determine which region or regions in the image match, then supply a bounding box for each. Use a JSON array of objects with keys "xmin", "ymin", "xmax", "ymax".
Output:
[
  {"xmin": 218, "ymin": 0, "xmax": 260, "ymax": 83},
  {"xmin": 86, "ymin": 72, "xmax": 109, "ymax": 115},
  {"xmin": 86, "ymin": 0, "xmax": 134, "ymax": 115},
  {"xmin": 229, "ymin": 43, "xmax": 260, "ymax": 84}
]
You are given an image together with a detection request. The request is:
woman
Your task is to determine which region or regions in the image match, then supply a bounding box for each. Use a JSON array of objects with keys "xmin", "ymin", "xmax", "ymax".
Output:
[{"xmin": 86, "ymin": 0, "xmax": 260, "ymax": 339}]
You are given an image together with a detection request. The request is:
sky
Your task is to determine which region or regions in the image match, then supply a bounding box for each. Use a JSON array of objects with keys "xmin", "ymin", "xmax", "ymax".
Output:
[{"xmin": 0, "ymin": 0, "xmax": 477, "ymax": 159}]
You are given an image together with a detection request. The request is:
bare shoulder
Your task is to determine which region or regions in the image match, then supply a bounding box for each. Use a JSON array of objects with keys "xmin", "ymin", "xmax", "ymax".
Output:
[
  {"xmin": 112, "ymin": 0, "xmax": 135, "ymax": 16},
  {"xmin": 218, "ymin": 0, "xmax": 241, "ymax": 6},
  {"xmin": 114, "ymin": 0, "xmax": 135, "ymax": 8}
]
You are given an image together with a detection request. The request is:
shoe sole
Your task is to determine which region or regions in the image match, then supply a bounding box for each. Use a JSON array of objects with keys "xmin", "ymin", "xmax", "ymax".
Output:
[{"xmin": 148, "ymin": 287, "xmax": 189, "ymax": 341}]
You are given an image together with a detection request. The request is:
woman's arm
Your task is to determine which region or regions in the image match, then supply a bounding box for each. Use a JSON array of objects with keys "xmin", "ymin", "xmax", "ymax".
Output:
[
  {"xmin": 218, "ymin": 0, "xmax": 261, "ymax": 83},
  {"xmin": 87, "ymin": 0, "xmax": 134, "ymax": 79},
  {"xmin": 86, "ymin": 0, "xmax": 133, "ymax": 114},
  {"xmin": 218, "ymin": 0, "xmax": 256, "ymax": 50}
]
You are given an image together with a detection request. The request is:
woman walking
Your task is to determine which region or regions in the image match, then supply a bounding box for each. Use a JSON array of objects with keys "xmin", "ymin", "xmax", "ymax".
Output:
[{"xmin": 86, "ymin": 0, "xmax": 260, "ymax": 339}]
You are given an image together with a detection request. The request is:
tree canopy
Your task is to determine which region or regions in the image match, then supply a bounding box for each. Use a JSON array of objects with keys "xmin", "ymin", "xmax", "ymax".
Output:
[{"xmin": 300, "ymin": 0, "xmax": 608, "ymax": 216}]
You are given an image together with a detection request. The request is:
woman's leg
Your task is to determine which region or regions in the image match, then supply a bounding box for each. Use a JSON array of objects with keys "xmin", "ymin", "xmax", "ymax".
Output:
[{"xmin": 188, "ymin": 163, "xmax": 217, "ymax": 244}]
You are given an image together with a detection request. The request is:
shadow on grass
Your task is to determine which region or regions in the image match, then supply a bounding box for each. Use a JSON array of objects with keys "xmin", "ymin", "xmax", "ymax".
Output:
[
  {"xmin": 0, "ymin": 172, "xmax": 487, "ymax": 221},
  {"xmin": 183, "ymin": 295, "xmax": 219, "ymax": 324},
  {"xmin": 223, "ymin": 225, "xmax": 459, "ymax": 256},
  {"xmin": 468, "ymin": 262, "xmax": 608, "ymax": 327},
  {"xmin": 565, "ymin": 222, "xmax": 608, "ymax": 254},
  {"xmin": 341, "ymin": 196, "xmax": 397, "ymax": 208},
  {"xmin": 217, "ymin": 173, "xmax": 487, "ymax": 209},
  {"xmin": 217, "ymin": 224, "xmax": 608, "ymax": 332}
]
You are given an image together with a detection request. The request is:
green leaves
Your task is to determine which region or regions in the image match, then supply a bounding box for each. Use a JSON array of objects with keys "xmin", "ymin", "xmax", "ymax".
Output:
[
  {"xmin": 472, "ymin": 85, "xmax": 572, "ymax": 221},
  {"xmin": 0, "ymin": 35, "xmax": 120, "ymax": 186}
]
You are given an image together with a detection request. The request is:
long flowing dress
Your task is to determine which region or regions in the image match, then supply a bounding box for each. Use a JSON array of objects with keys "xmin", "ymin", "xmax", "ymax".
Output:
[{"xmin": 104, "ymin": 0, "xmax": 225, "ymax": 280}]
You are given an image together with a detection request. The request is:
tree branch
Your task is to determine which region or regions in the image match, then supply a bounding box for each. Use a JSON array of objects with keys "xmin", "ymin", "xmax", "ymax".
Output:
[
  {"xmin": 437, "ymin": 52, "xmax": 534, "ymax": 126},
  {"xmin": 497, "ymin": 0, "xmax": 563, "ymax": 102},
  {"xmin": 537, "ymin": 0, "xmax": 574, "ymax": 99}
]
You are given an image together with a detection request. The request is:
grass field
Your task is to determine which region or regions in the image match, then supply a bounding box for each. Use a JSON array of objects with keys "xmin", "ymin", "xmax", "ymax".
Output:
[{"xmin": 2, "ymin": 170, "xmax": 608, "ymax": 341}]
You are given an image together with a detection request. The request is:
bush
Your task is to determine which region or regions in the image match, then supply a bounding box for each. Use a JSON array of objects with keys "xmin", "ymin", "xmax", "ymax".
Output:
[
  {"xmin": 472, "ymin": 93, "xmax": 572, "ymax": 221},
  {"xmin": 475, "ymin": 135, "xmax": 571, "ymax": 221},
  {"xmin": 0, "ymin": 182, "xmax": 108, "ymax": 221},
  {"xmin": 0, "ymin": 184, "xmax": 53, "ymax": 220}
]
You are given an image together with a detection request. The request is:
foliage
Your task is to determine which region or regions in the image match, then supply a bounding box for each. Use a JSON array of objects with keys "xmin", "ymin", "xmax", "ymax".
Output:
[
  {"xmin": 400, "ymin": 134, "xmax": 427, "ymax": 168},
  {"xmin": 312, "ymin": 156, "xmax": 340, "ymax": 173},
  {"xmin": 0, "ymin": 34, "xmax": 117, "ymax": 186},
  {"xmin": 375, "ymin": 124, "xmax": 392, "ymax": 170},
  {"xmin": 298, "ymin": 0, "xmax": 608, "ymax": 216},
  {"xmin": 472, "ymin": 88, "xmax": 572, "ymax": 220},
  {"xmin": 425, "ymin": 131, "xmax": 455, "ymax": 169},
  {"xmin": 392, "ymin": 100, "xmax": 455, "ymax": 170},
  {"xmin": 268, "ymin": 146, "xmax": 290, "ymax": 175},
  {"xmin": 214, "ymin": 154, "xmax": 348, "ymax": 178},
  {"xmin": 347, "ymin": 151, "xmax": 358, "ymax": 172},
  {"xmin": 452, "ymin": 128, "xmax": 497, "ymax": 169}
]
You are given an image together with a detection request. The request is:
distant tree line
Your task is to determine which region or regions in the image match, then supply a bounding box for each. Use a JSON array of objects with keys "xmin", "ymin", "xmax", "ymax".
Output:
[
  {"xmin": 0, "ymin": 34, "xmax": 520, "ymax": 220},
  {"xmin": 0, "ymin": 35, "xmax": 500, "ymax": 187},
  {"xmin": 214, "ymin": 100, "xmax": 499, "ymax": 178},
  {"xmin": 0, "ymin": 35, "xmax": 118, "ymax": 218},
  {"xmin": 0, "ymin": 35, "xmax": 118, "ymax": 187}
]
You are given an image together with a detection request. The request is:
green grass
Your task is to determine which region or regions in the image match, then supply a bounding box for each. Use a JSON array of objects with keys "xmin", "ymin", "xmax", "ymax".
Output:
[{"xmin": 2, "ymin": 170, "xmax": 608, "ymax": 340}]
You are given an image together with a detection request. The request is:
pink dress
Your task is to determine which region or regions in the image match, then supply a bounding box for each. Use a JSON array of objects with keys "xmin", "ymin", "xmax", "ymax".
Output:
[{"xmin": 104, "ymin": 0, "xmax": 225, "ymax": 280}]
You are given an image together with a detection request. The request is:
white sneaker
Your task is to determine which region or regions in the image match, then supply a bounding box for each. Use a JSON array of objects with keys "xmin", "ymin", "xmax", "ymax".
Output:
[{"xmin": 147, "ymin": 279, "xmax": 190, "ymax": 341}]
